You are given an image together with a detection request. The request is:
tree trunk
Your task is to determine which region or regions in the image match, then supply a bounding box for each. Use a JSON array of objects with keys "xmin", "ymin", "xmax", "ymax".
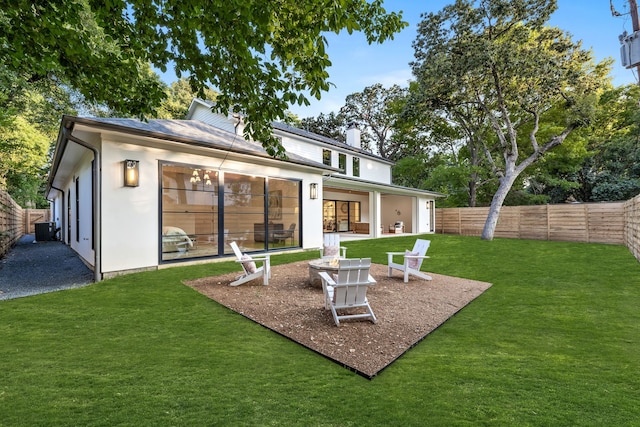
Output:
[
  {"xmin": 468, "ymin": 177, "xmax": 477, "ymax": 207},
  {"xmin": 481, "ymin": 173, "xmax": 517, "ymax": 240}
]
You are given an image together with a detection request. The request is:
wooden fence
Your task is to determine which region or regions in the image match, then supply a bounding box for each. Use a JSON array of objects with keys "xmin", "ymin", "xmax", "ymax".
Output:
[
  {"xmin": 0, "ymin": 189, "xmax": 24, "ymax": 259},
  {"xmin": 624, "ymin": 194, "xmax": 640, "ymax": 261},
  {"xmin": 435, "ymin": 202, "xmax": 626, "ymax": 245},
  {"xmin": 24, "ymin": 209, "xmax": 51, "ymax": 234},
  {"xmin": 2, "ymin": 187, "xmax": 640, "ymax": 262}
]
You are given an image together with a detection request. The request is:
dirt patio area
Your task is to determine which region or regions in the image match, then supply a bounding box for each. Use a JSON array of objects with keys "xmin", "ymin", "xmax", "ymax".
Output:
[{"xmin": 185, "ymin": 261, "xmax": 492, "ymax": 378}]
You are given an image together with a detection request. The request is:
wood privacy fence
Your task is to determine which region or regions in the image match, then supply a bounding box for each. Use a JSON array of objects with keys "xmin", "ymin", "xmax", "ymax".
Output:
[
  {"xmin": 624, "ymin": 194, "xmax": 640, "ymax": 261},
  {"xmin": 0, "ymin": 189, "xmax": 24, "ymax": 259},
  {"xmin": 435, "ymin": 202, "xmax": 626, "ymax": 245},
  {"xmin": 24, "ymin": 209, "xmax": 51, "ymax": 234},
  {"xmin": 0, "ymin": 190, "xmax": 51, "ymax": 259}
]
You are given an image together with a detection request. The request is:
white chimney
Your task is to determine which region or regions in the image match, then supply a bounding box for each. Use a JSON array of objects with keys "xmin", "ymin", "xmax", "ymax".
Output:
[{"xmin": 346, "ymin": 122, "xmax": 361, "ymax": 149}]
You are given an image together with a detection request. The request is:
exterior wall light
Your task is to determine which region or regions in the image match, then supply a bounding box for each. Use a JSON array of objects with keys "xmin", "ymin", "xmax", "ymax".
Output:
[
  {"xmin": 310, "ymin": 182, "xmax": 318, "ymax": 199},
  {"xmin": 124, "ymin": 160, "xmax": 140, "ymax": 187}
]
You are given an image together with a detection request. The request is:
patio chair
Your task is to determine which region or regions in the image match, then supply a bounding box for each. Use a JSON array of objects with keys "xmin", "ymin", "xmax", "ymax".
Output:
[
  {"xmin": 386, "ymin": 239, "xmax": 432, "ymax": 283},
  {"xmin": 318, "ymin": 258, "xmax": 377, "ymax": 326},
  {"xmin": 273, "ymin": 223, "xmax": 296, "ymax": 245},
  {"xmin": 319, "ymin": 233, "xmax": 347, "ymax": 260},
  {"xmin": 162, "ymin": 226, "xmax": 194, "ymax": 253},
  {"xmin": 229, "ymin": 241, "xmax": 271, "ymax": 286}
]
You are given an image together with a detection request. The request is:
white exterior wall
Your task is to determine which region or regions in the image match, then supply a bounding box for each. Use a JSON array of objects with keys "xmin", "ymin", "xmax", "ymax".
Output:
[
  {"xmin": 73, "ymin": 153, "xmax": 96, "ymax": 264},
  {"xmin": 100, "ymin": 140, "xmax": 159, "ymax": 274},
  {"xmin": 49, "ymin": 145, "xmax": 97, "ymax": 267},
  {"xmin": 48, "ymin": 154, "xmax": 95, "ymax": 265},
  {"xmin": 189, "ymin": 105, "xmax": 394, "ymax": 185},
  {"xmin": 358, "ymin": 156, "xmax": 391, "ymax": 184},
  {"xmin": 188, "ymin": 103, "xmax": 236, "ymax": 132},
  {"xmin": 98, "ymin": 135, "xmax": 324, "ymax": 275}
]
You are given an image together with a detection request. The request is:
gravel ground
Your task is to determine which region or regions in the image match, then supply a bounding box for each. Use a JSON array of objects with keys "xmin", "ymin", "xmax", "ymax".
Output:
[
  {"xmin": 0, "ymin": 234, "xmax": 94, "ymax": 301},
  {"xmin": 186, "ymin": 261, "xmax": 492, "ymax": 378}
]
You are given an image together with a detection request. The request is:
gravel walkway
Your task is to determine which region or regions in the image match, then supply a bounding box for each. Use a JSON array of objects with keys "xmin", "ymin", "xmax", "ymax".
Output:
[{"xmin": 0, "ymin": 234, "xmax": 94, "ymax": 301}]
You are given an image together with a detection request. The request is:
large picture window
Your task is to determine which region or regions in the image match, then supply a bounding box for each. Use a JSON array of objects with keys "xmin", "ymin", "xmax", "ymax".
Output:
[
  {"xmin": 161, "ymin": 164, "xmax": 219, "ymax": 261},
  {"xmin": 161, "ymin": 162, "xmax": 301, "ymax": 262}
]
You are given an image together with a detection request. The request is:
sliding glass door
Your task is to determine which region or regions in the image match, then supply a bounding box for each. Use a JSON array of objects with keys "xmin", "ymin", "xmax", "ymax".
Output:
[{"xmin": 161, "ymin": 162, "xmax": 301, "ymax": 261}]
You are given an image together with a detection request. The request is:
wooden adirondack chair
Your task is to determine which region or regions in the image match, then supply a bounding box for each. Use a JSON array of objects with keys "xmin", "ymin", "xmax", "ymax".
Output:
[
  {"xmin": 319, "ymin": 233, "xmax": 347, "ymax": 260},
  {"xmin": 318, "ymin": 258, "xmax": 377, "ymax": 326},
  {"xmin": 229, "ymin": 241, "xmax": 271, "ymax": 286},
  {"xmin": 386, "ymin": 239, "xmax": 432, "ymax": 283}
]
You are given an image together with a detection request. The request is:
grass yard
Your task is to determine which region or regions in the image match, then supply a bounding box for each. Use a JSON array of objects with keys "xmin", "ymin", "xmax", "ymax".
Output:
[{"xmin": 1, "ymin": 234, "xmax": 639, "ymax": 426}]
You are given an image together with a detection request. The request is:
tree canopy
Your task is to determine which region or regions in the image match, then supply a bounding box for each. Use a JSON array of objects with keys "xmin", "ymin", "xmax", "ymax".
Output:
[
  {"xmin": 410, "ymin": 0, "xmax": 610, "ymax": 240},
  {"xmin": 1, "ymin": 0, "xmax": 406, "ymax": 156}
]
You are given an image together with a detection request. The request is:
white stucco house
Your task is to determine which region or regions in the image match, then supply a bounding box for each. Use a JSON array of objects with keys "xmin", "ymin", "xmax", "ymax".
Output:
[{"xmin": 46, "ymin": 98, "xmax": 442, "ymax": 280}]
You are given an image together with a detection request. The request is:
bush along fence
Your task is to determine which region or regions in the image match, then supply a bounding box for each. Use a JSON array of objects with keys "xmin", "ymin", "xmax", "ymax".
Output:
[
  {"xmin": 0, "ymin": 189, "xmax": 24, "ymax": 259},
  {"xmin": 435, "ymin": 202, "xmax": 626, "ymax": 245}
]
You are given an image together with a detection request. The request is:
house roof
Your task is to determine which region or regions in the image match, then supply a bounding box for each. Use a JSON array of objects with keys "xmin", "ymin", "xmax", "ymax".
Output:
[
  {"xmin": 63, "ymin": 115, "xmax": 337, "ymax": 169},
  {"xmin": 46, "ymin": 115, "xmax": 339, "ymax": 198},
  {"xmin": 188, "ymin": 98, "xmax": 393, "ymax": 164},
  {"xmin": 271, "ymin": 122, "xmax": 394, "ymax": 164}
]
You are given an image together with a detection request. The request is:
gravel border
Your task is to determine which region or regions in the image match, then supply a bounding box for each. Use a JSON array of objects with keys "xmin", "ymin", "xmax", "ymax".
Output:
[{"xmin": 0, "ymin": 234, "xmax": 94, "ymax": 301}]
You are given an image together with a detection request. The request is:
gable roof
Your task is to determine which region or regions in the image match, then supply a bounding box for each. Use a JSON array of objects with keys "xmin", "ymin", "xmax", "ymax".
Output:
[
  {"xmin": 271, "ymin": 122, "xmax": 393, "ymax": 165},
  {"xmin": 187, "ymin": 98, "xmax": 393, "ymax": 164},
  {"xmin": 47, "ymin": 115, "xmax": 339, "ymax": 197},
  {"xmin": 60, "ymin": 115, "xmax": 337, "ymax": 171}
]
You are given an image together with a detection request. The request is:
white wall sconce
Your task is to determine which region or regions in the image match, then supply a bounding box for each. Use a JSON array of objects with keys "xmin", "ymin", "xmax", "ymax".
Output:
[
  {"xmin": 310, "ymin": 182, "xmax": 318, "ymax": 199},
  {"xmin": 124, "ymin": 160, "xmax": 140, "ymax": 187}
]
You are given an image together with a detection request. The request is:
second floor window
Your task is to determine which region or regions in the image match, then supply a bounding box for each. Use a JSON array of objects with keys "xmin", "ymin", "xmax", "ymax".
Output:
[
  {"xmin": 338, "ymin": 153, "xmax": 346, "ymax": 173},
  {"xmin": 353, "ymin": 157, "xmax": 360, "ymax": 177},
  {"xmin": 323, "ymin": 149, "xmax": 331, "ymax": 166}
]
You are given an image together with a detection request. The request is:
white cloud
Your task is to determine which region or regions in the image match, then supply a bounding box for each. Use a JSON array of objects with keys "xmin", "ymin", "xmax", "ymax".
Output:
[{"xmin": 359, "ymin": 68, "xmax": 414, "ymax": 88}]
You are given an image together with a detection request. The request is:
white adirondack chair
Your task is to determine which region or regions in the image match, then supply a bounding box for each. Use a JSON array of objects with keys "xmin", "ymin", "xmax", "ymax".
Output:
[
  {"xmin": 319, "ymin": 233, "xmax": 347, "ymax": 260},
  {"xmin": 386, "ymin": 239, "xmax": 432, "ymax": 283},
  {"xmin": 318, "ymin": 258, "xmax": 377, "ymax": 326},
  {"xmin": 229, "ymin": 241, "xmax": 271, "ymax": 286}
]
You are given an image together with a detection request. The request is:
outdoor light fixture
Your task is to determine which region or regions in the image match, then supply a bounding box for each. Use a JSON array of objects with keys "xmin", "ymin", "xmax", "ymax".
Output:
[
  {"xmin": 310, "ymin": 182, "xmax": 318, "ymax": 199},
  {"xmin": 124, "ymin": 160, "xmax": 139, "ymax": 187}
]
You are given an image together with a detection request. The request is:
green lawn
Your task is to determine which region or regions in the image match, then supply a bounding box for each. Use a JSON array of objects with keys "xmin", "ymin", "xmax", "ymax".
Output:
[{"xmin": 1, "ymin": 235, "xmax": 639, "ymax": 426}]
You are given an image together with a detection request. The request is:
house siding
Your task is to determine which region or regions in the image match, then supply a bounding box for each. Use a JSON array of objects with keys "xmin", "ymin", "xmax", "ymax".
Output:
[{"xmin": 97, "ymin": 135, "xmax": 324, "ymax": 276}]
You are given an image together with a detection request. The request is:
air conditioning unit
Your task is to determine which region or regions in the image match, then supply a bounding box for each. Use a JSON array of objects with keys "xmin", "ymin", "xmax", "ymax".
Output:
[
  {"xmin": 35, "ymin": 222, "xmax": 55, "ymax": 242},
  {"xmin": 619, "ymin": 31, "xmax": 640, "ymax": 69}
]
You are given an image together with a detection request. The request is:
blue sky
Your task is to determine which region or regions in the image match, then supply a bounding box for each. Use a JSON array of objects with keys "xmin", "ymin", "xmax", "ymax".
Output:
[
  {"xmin": 158, "ymin": 1, "xmax": 638, "ymax": 118},
  {"xmin": 286, "ymin": 0, "xmax": 638, "ymax": 118}
]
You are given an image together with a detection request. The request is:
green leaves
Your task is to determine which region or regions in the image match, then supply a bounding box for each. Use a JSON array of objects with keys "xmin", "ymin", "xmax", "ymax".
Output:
[
  {"xmin": 2, "ymin": 0, "xmax": 406, "ymax": 156},
  {"xmin": 409, "ymin": 0, "xmax": 610, "ymax": 239}
]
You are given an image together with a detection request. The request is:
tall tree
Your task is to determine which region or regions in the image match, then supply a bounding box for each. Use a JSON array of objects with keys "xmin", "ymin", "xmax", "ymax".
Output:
[
  {"xmin": 340, "ymin": 83, "xmax": 407, "ymax": 158},
  {"xmin": 1, "ymin": 0, "xmax": 406, "ymax": 157},
  {"xmin": 577, "ymin": 84, "xmax": 640, "ymax": 202},
  {"xmin": 300, "ymin": 112, "xmax": 348, "ymax": 143},
  {"xmin": 410, "ymin": 0, "xmax": 609, "ymax": 240}
]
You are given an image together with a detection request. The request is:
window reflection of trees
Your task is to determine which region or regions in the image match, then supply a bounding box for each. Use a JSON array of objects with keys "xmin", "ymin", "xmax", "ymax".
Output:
[{"xmin": 162, "ymin": 164, "xmax": 300, "ymax": 259}]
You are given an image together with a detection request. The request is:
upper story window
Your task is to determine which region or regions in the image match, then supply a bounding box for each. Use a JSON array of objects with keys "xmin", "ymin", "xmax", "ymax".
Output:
[
  {"xmin": 323, "ymin": 149, "xmax": 331, "ymax": 166},
  {"xmin": 338, "ymin": 153, "xmax": 346, "ymax": 173},
  {"xmin": 353, "ymin": 157, "xmax": 360, "ymax": 177}
]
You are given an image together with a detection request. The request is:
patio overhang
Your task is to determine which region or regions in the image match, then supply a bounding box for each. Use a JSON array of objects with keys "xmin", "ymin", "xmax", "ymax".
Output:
[{"xmin": 322, "ymin": 175, "xmax": 446, "ymax": 198}]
